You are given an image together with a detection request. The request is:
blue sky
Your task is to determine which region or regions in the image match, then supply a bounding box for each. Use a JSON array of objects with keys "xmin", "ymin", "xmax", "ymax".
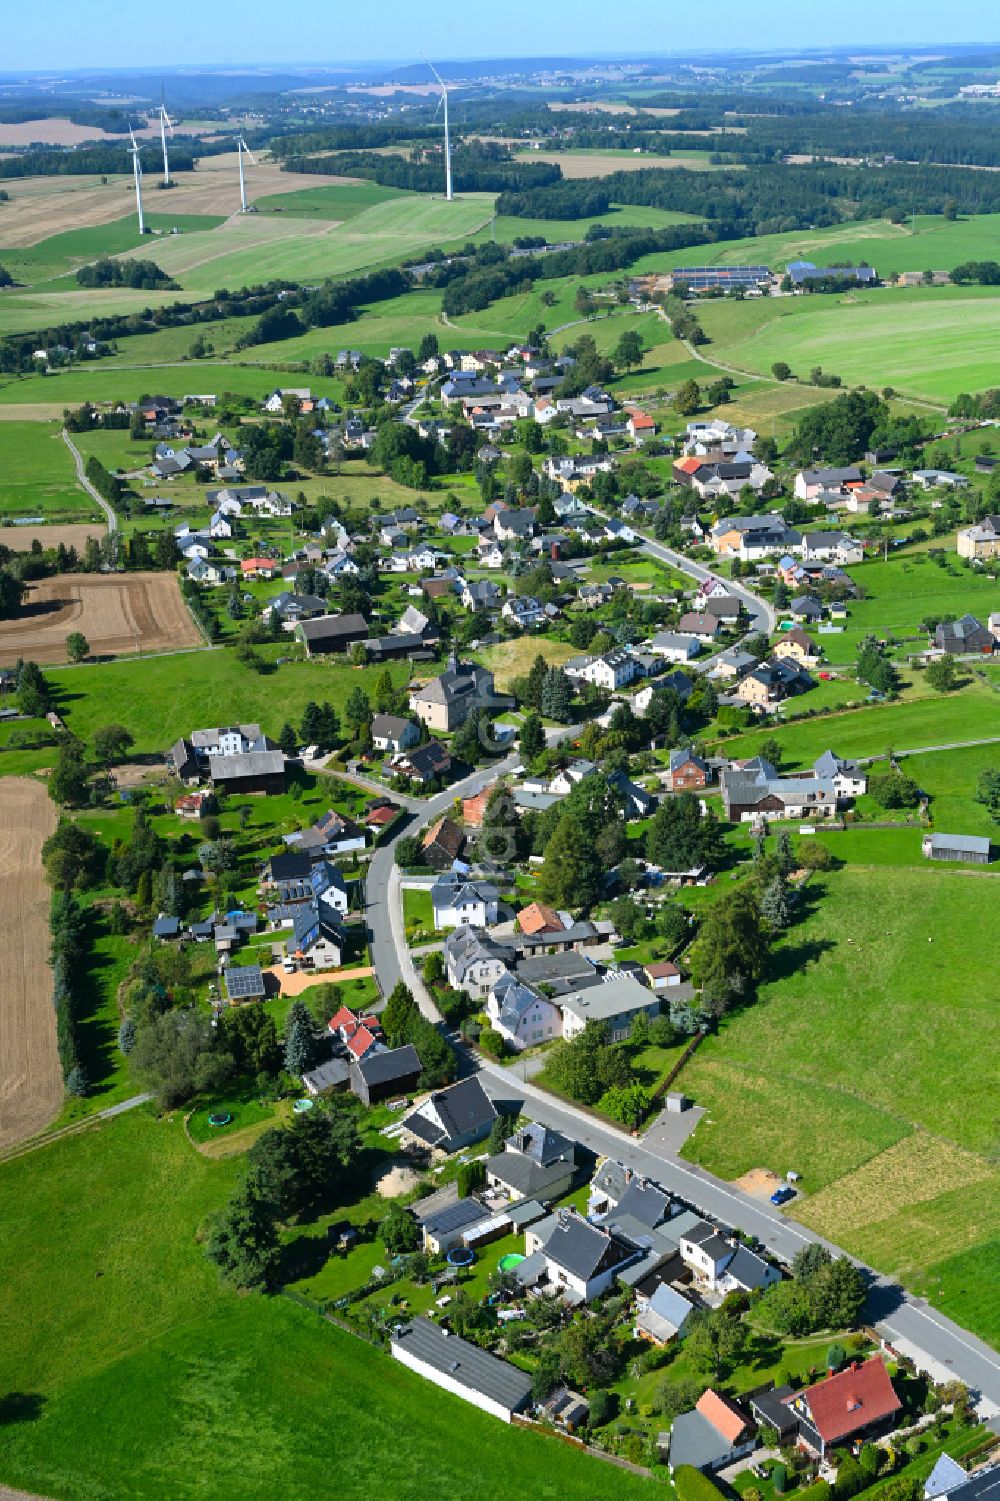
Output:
[{"xmin": 2, "ymin": 3, "xmax": 996, "ymax": 74}]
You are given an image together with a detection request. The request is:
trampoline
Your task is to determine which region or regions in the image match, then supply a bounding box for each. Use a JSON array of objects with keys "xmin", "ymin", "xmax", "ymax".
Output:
[
  {"xmin": 293, "ymin": 1098, "xmax": 314, "ymax": 1113},
  {"xmin": 446, "ymin": 1246, "xmax": 476, "ymax": 1268},
  {"xmin": 207, "ymin": 1112, "xmax": 233, "ymax": 1127},
  {"xmin": 497, "ymin": 1253, "xmax": 525, "ymax": 1273}
]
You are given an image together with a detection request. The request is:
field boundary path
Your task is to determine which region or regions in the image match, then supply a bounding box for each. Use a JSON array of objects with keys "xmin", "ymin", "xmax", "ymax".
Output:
[
  {"xmin": 0, "ymin": 1091, "xmax": 152, "ymax": 1167},
  {"xmin": 61, "ymin": 428, "xmax": 117, "ymax": 533}
]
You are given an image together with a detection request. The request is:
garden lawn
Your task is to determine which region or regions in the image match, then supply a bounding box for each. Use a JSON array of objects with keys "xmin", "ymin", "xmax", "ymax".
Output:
[
  {"xmin": 402, "ymin": 887, "xmax": 434, "ymax": 940},
  {"xmin": 474, "ymin": 635, "xmax": 581, "ymax": 692},
  {"xmin": 0, "ymin": 1112, "xmax": 655, "ymax": 1501}
]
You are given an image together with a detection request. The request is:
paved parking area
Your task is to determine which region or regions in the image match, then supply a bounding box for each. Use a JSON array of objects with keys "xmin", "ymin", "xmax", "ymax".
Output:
[{"xmin": 642, "ymin": 1103, "xmax": 705, "ymax": 1155}]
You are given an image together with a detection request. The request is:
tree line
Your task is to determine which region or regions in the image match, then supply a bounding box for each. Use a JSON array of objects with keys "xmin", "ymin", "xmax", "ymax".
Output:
[
  {"xmin": 76, "ymin": 257, "xmax": 177, "ymax": 290},
  {"xmin": 281, "ymin": 147, "xmax": 562, "ymax": 195}
]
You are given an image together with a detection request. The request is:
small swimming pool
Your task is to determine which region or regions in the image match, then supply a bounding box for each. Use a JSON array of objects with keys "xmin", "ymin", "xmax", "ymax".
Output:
[
  {"xmin": 293, "ymin": 1098, "xmax": 314, "ymax": 1113},
  {"xmin": 497, "ymin": 1253, "xmax": 525, "ymax": 1273}
]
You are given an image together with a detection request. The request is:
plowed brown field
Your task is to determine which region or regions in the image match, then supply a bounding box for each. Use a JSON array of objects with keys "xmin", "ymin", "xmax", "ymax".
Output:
[
  {"xmin": 0, "ymin": 572, "xmax": 203, "ymax": 665},
  {"xmin": 0, "ymin": 778, "xmax": 59, "ymax": 1152}
]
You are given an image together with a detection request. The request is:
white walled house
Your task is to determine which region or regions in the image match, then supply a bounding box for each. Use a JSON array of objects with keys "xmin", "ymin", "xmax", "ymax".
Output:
[
  {"xmin": 430, "ymin": 872, "xmax": 499, "ymax": 930},
  {"xmin": 486, "ymin": 972, "xmax": 563, "ymax": 1051}
]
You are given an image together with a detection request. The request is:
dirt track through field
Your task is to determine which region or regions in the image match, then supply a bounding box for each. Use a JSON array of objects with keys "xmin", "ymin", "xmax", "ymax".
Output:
[
  {"xmin": 0, "ymin": 572, "xmax": 203, "ymax": 665},
  {"xmin": 0, "ymin": 778, "xmax": 60, "ymax": 1152}
]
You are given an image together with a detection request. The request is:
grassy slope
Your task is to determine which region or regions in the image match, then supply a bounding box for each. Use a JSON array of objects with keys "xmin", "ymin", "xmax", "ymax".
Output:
[
  {"xmin": 0, "ymin": 214, "xmax": 226, "ymax": 287},
  {"xmin": 143, "ymin": 196, "xmax": 497, "ymax": 293},
  {"xmin": 255, "ymin": 182, "xmax": 408, "ymax": 219},
  {"xmin": 679, "ymin": 867, "xmax": 1000, "ymax": 1336},
  {"xmin": 0, "ymin": 1112, "xmax": 655, "ymax": 1501},
  {"xmin": 695, "ymin": 284, "xmax": 1000, "ymax": 404}
]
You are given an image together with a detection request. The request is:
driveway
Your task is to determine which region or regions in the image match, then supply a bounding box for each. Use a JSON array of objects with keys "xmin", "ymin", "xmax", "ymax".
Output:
[{"xmin": 262, "ymin": 963, "xmax": 374, "ymax": 996}]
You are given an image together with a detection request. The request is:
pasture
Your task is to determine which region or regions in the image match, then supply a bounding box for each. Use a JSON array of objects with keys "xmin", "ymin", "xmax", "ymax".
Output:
[
  {"xmin": 679, "ymin": 866, "xmax": 1000, "ymax": 1339},
  {"xmin": 488, "ymin": 202, "xmax": 705, "ymax": 245},
  {"xmin": 0, "ymin": 420, "xmax": 99, "ymax": 521},
  {"xmin": 697, "ymin": 284, "xmax": 1000, "ymax": 404},
  {"xmin": 0, "ymin": 572, "xmax": 204, "ymax": 666},
  {"xmin": 0, "ymin": 778, "xmax": 59, "ymax": 1153},
  {"xmin": 135, "ymin": 194, "xmax": 497, "ymax": 293},
  {"xmin": 0, "ymin": 1111, "xmax": 655, "ymax": 1501},
  {"xmin": 0, "ymin": 214, "xmax": 226, "ymax": 287}
]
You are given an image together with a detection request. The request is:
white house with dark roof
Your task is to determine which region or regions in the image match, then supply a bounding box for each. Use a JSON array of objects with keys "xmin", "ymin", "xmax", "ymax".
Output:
[
  {"xmin": 445, "ymin": 927, "xmax": 515, "ymax": 997},
  {"xmin": 430, "ymin": 871, "xmax": 500, "ymax": 930},
  {"xmin": 400, "ymin": 1076, "xmax": 497, "ymax": 1153},
  {"xmin": 485, "ymin": 1122, "xmax": 580, "ymax": 1202},
  {"xmin": 519, "ymin": 1208, "xmax": 641, "ymax": 1303},
  {"xmin": 486, "ymin": 971, "xmax": 562, "ymax": 1051}
]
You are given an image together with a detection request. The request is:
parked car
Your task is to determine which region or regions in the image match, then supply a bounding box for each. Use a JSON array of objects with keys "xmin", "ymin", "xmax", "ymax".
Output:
[{"xmin": 770, "ymin": 1186, "xmax": 796, "ymax": 1206}]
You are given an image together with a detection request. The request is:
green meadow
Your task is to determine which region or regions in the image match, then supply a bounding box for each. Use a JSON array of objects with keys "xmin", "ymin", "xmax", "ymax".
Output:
[
  {"xmin": 0, "ymin": 214, "xmax": 226, "ymax": 287},
  {"xmin": 0, "ymin": 419, "xmax": 99, "ymax": 520},
  {"xmin": 47, "ymin": 649, "xmax": 414, "ymax": 753},
  {"xmin": 679, "ymin": 866, "xmax": 1000, "ymax": 1344},
  {"xmin": 696, "ymin": 284, "xmax": 1000, "ymax": 404},
  {"xmin": 0, "ymin": 1113, "xmax": 656, "ymax": 1501},
  {"xmin": 256, "ymin": 181, "xmax": 409, "ymax": 219}
]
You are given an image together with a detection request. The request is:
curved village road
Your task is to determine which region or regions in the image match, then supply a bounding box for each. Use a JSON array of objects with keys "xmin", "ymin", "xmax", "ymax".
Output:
[
  {"xmin": 472, "ymin": 1058, "xmax": 1000, "ymax": 1418},
  {"xmin": 583, "ymin": 501, "xmax": 777, "ymax": 650},
  {"xmin": 61, "ymin": 429, "xmax": 118, "ymax": 533},
  {"xmin": 360, "ymin": 541, "xmax": 999, "ymax": 1411}
]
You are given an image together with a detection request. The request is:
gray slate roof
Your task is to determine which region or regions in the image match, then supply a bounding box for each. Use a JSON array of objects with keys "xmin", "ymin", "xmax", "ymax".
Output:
[{"xmin": 391, "ymin": 1318, "xmax": 532, "ymax": 1413}]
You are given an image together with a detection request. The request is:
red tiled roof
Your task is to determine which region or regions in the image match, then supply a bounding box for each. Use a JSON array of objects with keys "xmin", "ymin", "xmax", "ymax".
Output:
[
  {"xmin": 801, "ymin": 1359, "xmax": 901, "ymax": 1445},
  {"xmin": 696, "ymin": 1389, "xmax": 749, "ymax": 1444},
  {"xmin": 328, "ymin": 1006, "xmax": 357, "ymax": 1033},
  {"xmin": 674, "ymin": 457, "xmax": 703, "ymax": 475},
  {"xmin": 241, "ymin": 557, "xmax": 273, "ymax": 572},
  {"xmin": 462, "ymin": 789, "xmax": 492, "ymax": 828},
  {"xmin": 365, "ymin": 805, "xmax": 397, "ymax": 826},
  {"xmin": 645, "ymin": 961, "xmax": 680, "ymax": 979},
  {"xmin": 518, "ymin": 902, "xmax": 562, "ymax": 936},
  {"xmin": 346, "ymin": 1026, "xmax": 380, "ymax": 1060}
]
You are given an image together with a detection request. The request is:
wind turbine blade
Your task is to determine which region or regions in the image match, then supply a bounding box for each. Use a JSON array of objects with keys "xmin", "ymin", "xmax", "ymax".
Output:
[{"xmin": 426, "ymin": 58, "xmax": 446, "ymax": 89}]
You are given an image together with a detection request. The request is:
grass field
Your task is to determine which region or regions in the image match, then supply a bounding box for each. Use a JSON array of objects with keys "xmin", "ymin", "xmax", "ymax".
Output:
[
  {"xmin": 48, "ymin": 648, "xmax": 413, "ymax": 752},
  {"xmin": 626, "ymin": 213, "xmax": 1000, "ymax": 282},
  {"xmin": 717, "ymin": 678, "xmax": 1000, "ymax": 768},
  {"xmin": 0, "ymin": 1110, "xmax": 658, "ymax": 1500},
  {"xmin": 488, "ymin": 203, "xmax": 705, "ymax": 245},
  {"xmin": 475, "ymin": 635, "xmax": 581, "ymax": 691},
  {"xmin": 0, "ymin": 214, "xmax": 226, "ymax": 287},
  {"xmin": 0, "ymin": 420, "xmax": 99, "ymax": 521},
  {"xmin": 136, "ymin": 195, "xmax": 497, "ymax": 293},
  {"xmin": 256, "ymin": 181, "xmax": 409, "ymax": 219},
  {"xmin": 799, "ymin": 552, "xmax": 1000, "ymax": 665},
  {"xmin": 513, "ymin": 148, "xmax": 730, "ymax": 177},
  {"xmin": 679, "ymin": 866, "xmax": 1000, "ymax": 1342},
  {"xmin": 695, "ymin": 283, "xmax": 1000, "ymax": 404}
]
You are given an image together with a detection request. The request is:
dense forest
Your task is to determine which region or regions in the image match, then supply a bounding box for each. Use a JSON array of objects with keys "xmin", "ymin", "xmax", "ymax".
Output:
[{"xmin": 281, "ymin": 147, "xmax": 562, "ymax": 195}]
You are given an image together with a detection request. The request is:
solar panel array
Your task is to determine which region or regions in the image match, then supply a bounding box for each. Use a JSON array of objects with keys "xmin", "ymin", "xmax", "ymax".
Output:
[
  {"xmin": 670, "ymin": 266, "xmax": 771, "ymax": 291},
  {"xmin": 224, "ymin": 965, "xmax": 265, "ymax": 1000}
]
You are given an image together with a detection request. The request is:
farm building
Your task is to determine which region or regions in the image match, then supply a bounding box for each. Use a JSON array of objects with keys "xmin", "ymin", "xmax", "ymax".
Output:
[{"xmin": 922, "ymin": 833, "xmax": 991, "ymax": 865}]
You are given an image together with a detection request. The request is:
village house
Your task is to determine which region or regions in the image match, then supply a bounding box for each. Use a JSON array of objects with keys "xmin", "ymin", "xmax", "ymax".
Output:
[
  {"xmin": 711, "ymin": 514, "xmax": 801, "ymax": 561},
  {"xmin": 400, "ymin": 1076, "xmax": 497, "ymax": 1154},
  {"xmin": 409, "ymin": 654, "xmax": 501, "ymax": 732},
  {"xmin": 519, "ymin": 1208, "xmax": 641, "ymax": 1303},
  {"xmin": 773, "ymin": 626, "xmax": 822, "ymax": 669},
  {"xmin": 794, "ymin": 466, "xmax": 863, "ymax": 501},
  {"xmin": 296, "ymin": 613, "xmax": 370, "ymax": 656},
  {"xmin": 485, "ymin": 972, "xmax": 563, "ymax": 1052},
  {"xmin": 934, "ymin": 614, "xmax": 994, "ymax": 655},
  {"xmin": 286, "ymin": 901, "xmax": 344, "ymax": 970},
  {"xmin": 649, "ymin": 632, "xmax": 702, "ymax": 663},
  {"xmin": 957, "ymin": 514, "xmax": 1000, "ymax": 560},
  {"xmin": 564, "ymin": 650, "xmax": 641, "ymax": 692},
  {"xmin": 389, "ymin": 740, "xmax": 452, "ymax": 787},
  {"xmin": 559, "ymin": 972, "xmax": 661, "ymax": 1043},
  {"xmin": 445, "ymin": 927, "xmax": 516, "ymax": 998},
  {"xmin": 430, "ymin": 871, "xmax": 499, "ymax": 930},
  {"xmin": 785, "ymin": 1358, "xmax": 902, "ymax": 1458},
  {"xmin": 665, "ymin": 748, "xmax": 710, "ymax": 791},
  {"xmin": 721, "ymin": 760, "xmax": 837, "ymax": 821},
  {"xmin": 370, "ymin": 714, "xmax": 420, "ymax": 754},
  {"xmin": 421, "ymin": 816, "xmax": 465, "ymax": 870},
  {"xmin": 486, "ymin": 1123, "xmax": 580, "ymax": 1202},
  {"xmin": 668, "ymin": 1390, "xmax": 756, "ymax": 1475}
]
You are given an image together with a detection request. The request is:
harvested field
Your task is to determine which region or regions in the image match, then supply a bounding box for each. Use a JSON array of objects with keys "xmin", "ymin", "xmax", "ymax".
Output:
[
  {"xmin": 0, "ymin": 572, "xmax": 204, "ymax": 666},
  {"xmin": 0, "ymin": 523, "xmax": 106, "ymax": 553},
  {"xmin": 516, "ymin": 149, "xmax": 715, "ymax": 177},
  {"xmin": 0, "ymin": 778, "xmax": 59, "ymax": 1153},
  {"xmin": 0, "ymin": 118, "xmax": 164, "ymax": 148},
  {"xmin": 0, "ymin": 156, "xmax": 361, "ymax": 246}
]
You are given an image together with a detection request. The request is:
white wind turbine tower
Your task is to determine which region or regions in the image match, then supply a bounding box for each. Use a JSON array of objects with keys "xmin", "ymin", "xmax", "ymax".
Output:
[
  {"xmin": 128, "ymin": 127, "xmax": 146, "ymax": 234},
  {"xmin": 158, "ymin": 90, "xmax": 175, "ymax": 186},
  {"xmin": 427, "ymin": 61, "xmax": 453, "ymax": 201},
  {"xmin": 237, "ymin": 135, "xmax": 256, "ymax": 213}
]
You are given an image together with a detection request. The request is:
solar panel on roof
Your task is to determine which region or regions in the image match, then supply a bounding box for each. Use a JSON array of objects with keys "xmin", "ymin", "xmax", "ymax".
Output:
[{"xmin": 225, "ymin": 965, "xmax": 264, "ymax": 999}]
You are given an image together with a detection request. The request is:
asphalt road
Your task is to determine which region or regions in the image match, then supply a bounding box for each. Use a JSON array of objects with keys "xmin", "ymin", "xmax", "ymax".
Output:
[
  {"xmin": 474, "ymin": 1057, "xmax": 1000, "ymax": 1416},
  {"xmin": 582, "ymin": 502, "xmax": 776, "ymax": 650},
  {"xmin": 62, "ymin": 428, "xmax": 118, "ymax": 533}
]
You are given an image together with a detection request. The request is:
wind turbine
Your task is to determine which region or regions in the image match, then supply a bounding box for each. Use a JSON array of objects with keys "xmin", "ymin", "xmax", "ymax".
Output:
[
  {"xmin": 129, "ymin": 127, "xmax": 145, "ymax": 234},
  {"xmin": 427, "ymin": 61, "xmax": 453, "ymax": 201},
  {"xmin": 237, "ymin": 135, "xmax": 256, "ymax": 213},
  {"xmin": 158, "ymin": 89, "xmax": 175, "ymax": 186}
]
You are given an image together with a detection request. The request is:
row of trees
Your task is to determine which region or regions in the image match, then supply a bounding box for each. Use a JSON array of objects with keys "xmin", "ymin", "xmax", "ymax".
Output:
[{"xmin": 50, "ymin": 890, "xmax": 89, "ymax": 1096}]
